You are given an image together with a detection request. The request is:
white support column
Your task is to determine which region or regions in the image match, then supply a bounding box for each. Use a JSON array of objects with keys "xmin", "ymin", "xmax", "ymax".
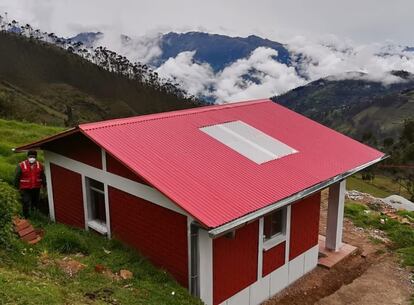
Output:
[
  {"xmin": 43, "ymin": 157, "xmax": 55, "ymax": 221},
  {"xmin": 187, "ymin": 217, "xmax": 193, "ymax": 291},
  {"xmin": 284, "ymin": 205, "xmax": 291, "ymax": 264},
  {"xmin": 199, "ymin": 229, "xmax": 213, "ymax": 305},
  {"xmin": 101, "ymin": 149, "xmax": 111, "ymax": 238},
  {"xmin": 104, "ymin": 183, "xmax": 111, "ymax": 238},
  {"xmin": 257, "ymin": 217, "xmax": 264, "ymax": 280},
  {"xmin": 81, "ymin": 175, "xmax": 89, "ymax": 231},
  {"xmin": 326, "ymin": 180, "xmax": 346, "ymax": 251}
]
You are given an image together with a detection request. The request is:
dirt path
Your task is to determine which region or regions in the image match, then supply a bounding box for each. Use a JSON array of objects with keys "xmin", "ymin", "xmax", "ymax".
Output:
[{"xmin": 264, "ymin": 190, "xmax": 413, "ymax": 305}]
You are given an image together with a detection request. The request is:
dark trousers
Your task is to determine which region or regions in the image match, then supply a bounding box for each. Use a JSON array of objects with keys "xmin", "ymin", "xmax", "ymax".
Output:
[{"xmin": 21, "ymin": 188, "xmax": 40, "ymax": 218}]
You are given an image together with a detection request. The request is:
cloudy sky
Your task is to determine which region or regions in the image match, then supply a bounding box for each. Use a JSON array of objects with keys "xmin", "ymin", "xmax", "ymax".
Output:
[
  {"xmin": 1, "ymin": 0, "xmax": 413, "ymax": 102},
  {"xmin": 1, "ymin": 0, "xmax": 413, "ymax": 45}
]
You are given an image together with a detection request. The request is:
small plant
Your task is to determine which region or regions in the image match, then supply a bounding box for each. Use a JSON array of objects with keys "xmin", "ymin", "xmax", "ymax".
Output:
[
  {"xmin": 43, "ymin": 227, "xmax": 89, "ymax": 255},
  {"xmin": 0, "ymin": 181, "xmax": 21, "ymax": 247}
]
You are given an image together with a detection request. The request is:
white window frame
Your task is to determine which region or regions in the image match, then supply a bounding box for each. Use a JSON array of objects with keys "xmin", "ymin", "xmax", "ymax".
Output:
[
  {"xmin": 262, "ymin": 207, "xmax": 287, "ymax": 251},
  {"xmin": 85, "ymin": 177, "xmax": 108, "ymax": 235}
]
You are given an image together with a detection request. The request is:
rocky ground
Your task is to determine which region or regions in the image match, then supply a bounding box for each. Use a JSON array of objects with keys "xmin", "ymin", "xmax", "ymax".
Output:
[{"xmin": 265, "ymin": 190, "xmax": 413, "ymax": 305}]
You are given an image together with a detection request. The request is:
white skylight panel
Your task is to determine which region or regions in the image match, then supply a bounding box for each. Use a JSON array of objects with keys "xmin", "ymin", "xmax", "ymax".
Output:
[{"xmin": 200, "ymin": 120, "xmax": 297, "ymax": 164}]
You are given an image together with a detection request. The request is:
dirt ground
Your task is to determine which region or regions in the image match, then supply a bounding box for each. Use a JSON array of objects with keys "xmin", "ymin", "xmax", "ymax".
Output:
[{"xmin": 264, "ymin": 190, "xmax": 413, "ymax": 305}]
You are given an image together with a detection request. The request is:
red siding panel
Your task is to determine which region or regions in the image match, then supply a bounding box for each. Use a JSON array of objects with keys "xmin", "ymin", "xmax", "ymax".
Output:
[
  {"xmin": 109, "ymin": 186, "xmax": 188, "ymax": 287},
  {"xmin": 289, "ymin": 192, "xmax": 321, "ymax": 260},
  {"xmin": 51, "ymin": 163, "xmax": 85, "ymax": 229},
  {"xmin": 45, "ymin": 133, "xmax": 102, "ymax": 169},
  {"xmin": 262, "ymin": 242, "xmax": 285, "ymax": 277},
  {"xmin": 213, "ymin": 221, "xmax": 259, "ymax": 305},
  {"xmin": 106, "ymin": 153, "xmax": 149, "ymax": 185}
]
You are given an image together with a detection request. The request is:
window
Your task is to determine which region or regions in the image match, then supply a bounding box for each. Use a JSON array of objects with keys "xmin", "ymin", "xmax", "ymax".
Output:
[
  {"xmin": 200, "ymin": 120, "xmax": 297, "ymax": 164},
  {"xmin": 86, "ymin": 178, "xmax": 107, "ymax": 234},
  {"xmin": 263, "ymin": 208, "xmax": 287, "ymax": 250}
]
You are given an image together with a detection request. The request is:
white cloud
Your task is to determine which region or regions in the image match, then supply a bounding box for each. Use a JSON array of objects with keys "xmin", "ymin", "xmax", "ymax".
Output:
[
  {"xmin": 288, "ymin": 36, "xmax": 414, "ymax": 85},
  {"xmin": 213, "ymin": 47, "xmax": 306, "ymax": 102},
  {"xmin": 155, "ymin": 39, "xmax": 414, "ymax": 103},
  {"xmin": 1, "ymin": 0, "xmax": 414, "ymax": 45},
  {"xmin": 156, "ymin": 47, "xmax": 306, "ymax": 102},
  {"xmin": 93, "ymin": 32, "xmax": 163, "ymax": 64},
  {"xmin": 155, "ymin": 51, "xmax": 216, "ymax": 97}
]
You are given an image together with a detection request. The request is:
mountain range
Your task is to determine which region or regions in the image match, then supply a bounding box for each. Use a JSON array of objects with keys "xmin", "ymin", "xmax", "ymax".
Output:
[
  {"xmin": 70, "ymin": 31, "xmax": 414, "ymax": 103},
  {"xmin": 71, "ymin": 31, "xmax": 292, "ymax": 72},
  {"xmin": 273, "ymin": 71, "xmax": 414, "ymax": 142},
  {"xmin": 1, "ymin": 18, "xmax": 413, "ymax": 146}
]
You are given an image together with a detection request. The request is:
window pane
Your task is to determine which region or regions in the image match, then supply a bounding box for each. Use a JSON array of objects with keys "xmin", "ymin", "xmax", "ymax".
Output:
[
  {"xmin": 89, "ymin": 179, "xmax": 104, "ymax": 191},
  {"xmin": 264, "ymin": 209, "xmax": 284, "ymax": 240},
  {"xmin": 91, "ymin": 190, "xmax": 106, "ymax": 222}
]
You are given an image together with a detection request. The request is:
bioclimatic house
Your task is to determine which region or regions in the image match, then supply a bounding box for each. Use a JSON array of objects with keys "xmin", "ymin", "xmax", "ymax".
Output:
[{"xmin": 16, "ymin": 99, "xmax": 385, "ymax": 305}]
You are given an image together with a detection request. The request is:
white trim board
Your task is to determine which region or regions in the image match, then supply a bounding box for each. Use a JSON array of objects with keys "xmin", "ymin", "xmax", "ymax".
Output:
[
  {"xmin": 44, "ymin": 158, "xmax": 55, "ymax": 221},
  {"xmin": 198, "ymin": 229, "xmax": 213, "ymax": 305},
  {"xmin": 44, "ymin": 150, "xmax": 188, "ymax": 217},
  {"xmin": 257, "ymin": 217, "xmax": 264, "ymax": 280}
]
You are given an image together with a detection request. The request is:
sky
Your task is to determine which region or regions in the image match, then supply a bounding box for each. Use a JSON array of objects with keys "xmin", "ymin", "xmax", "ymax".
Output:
[
  {"xmin": 1, "ymin": 0, "xmax": 413, "ymax": 102},
  {"xmin": 1, "ymin": 0, "xmax": 413, "ymax": 45}
]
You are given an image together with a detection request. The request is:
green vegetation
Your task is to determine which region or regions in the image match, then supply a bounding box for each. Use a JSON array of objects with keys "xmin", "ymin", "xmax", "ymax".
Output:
[
  {"xmin": 347, "ymin": 173, "xmax": 412, "ymax": 200},
  {"xmin": 344, "ymin": 201, "xmax": 414, "ymax": 266},
  {"xmin": 0, "ymin": 182, "xmax": 21, "ymax": 247},
  {"xmin": 274, "ymin": 73, "xmax": 414, "ymax": 142},
  {"xmin": 0, "ymin": 213, "xmax": 201, "ymax": 305},
  {"xmin": 0, "ymin": 118, "xmax": 62, "ymax": 184},
  {"xmin": 347, "ymin": 175, "xmax": 392, "ymax": 198},
  {"xmin": 0, "ymin": 31, "xmax": 199, "ymax": 126}
]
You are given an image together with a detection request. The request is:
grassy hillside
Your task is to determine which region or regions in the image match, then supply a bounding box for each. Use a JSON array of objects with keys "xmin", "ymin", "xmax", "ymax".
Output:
[
  {"xmin": 0, "ymin": 214, "xmax": 201, "ymax": 305},
  {"xmin": 0, "ymin": 119, "xmax": 200, "ymax": 305},
  {"xmin": 0, "ymin": 31, "xmax": 200, "ymax": 126},
  {"xmin": 0, "ymin": 119, "xmax": 63, "ymax": 185},
  {"xmin": 273, "ymin": 72, "xmax": 414, "ymax": 142}
]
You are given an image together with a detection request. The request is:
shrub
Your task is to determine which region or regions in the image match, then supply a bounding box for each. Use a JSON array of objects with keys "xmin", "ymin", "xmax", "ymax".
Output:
[
  {"xmin": 44, "ymin": 227, "xmax": 89, "ymax": 255},
  {"xmin": 0, "ymin": 181, "xmax": 21, "ymax": 247}
]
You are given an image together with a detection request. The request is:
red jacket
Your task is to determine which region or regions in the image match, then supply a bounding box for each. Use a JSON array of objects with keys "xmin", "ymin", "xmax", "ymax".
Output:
[{"xmin": 18, "ymin": 160, "xmax": 44, "ymax": 190}]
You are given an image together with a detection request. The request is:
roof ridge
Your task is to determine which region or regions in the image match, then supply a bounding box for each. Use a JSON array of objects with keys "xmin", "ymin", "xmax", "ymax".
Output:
[{"xmin": 80, "ymin": 99, "xmax": 270, "ymax": 131}]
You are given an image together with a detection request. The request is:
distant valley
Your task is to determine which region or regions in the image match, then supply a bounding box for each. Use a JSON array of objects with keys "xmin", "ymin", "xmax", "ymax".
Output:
[{"xmin": 273, "ymin": 71, "xmax": 414, "ymax": 142}]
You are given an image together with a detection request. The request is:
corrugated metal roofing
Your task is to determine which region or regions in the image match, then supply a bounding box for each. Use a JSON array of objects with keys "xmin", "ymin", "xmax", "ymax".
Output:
[{"xmin": 16, "ymin": 99, "xmax": 385, "ymax": 229}]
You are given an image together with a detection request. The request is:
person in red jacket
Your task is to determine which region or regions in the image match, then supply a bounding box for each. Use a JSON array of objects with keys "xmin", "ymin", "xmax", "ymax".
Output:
[{"xmin": 14, "ymin": 150, "xmax": 46, "ymax": 218}]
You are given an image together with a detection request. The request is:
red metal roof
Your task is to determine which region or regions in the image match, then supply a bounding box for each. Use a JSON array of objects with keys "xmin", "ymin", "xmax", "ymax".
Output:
[
  {"xmin": 16, "ymin": 99, "xmax": 385, "ymax": 229},
  {"xmin": 77, "ymin": 99, "xmax": 384, "ymax": 228}
]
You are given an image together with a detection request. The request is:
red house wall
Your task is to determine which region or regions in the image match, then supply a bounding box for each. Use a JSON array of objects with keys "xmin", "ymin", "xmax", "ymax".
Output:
[
  {"xmin": 50, "ymin": 163, "xmax": 85, "ymax": 228},
  {"xmin": 213, "ymin": 221, "xmax": 259, "ymax": 305},
  {"xmin": 44, "ymin": 133, "xmax": 102, "ymax": 169},
  {"xmin": 262, "ymin": 242, "xmax": 285, "ymax": 277},
  {"xmin": 106, "ymin": 153, "xmax": 149, "ymax": 185},
  {"xmin": 289, "ymin": 192, "xmax": 321, "ymax": 260},
  {"xmin": 109, "ymin": 186, "xmax": 189, "ymax": 287}
]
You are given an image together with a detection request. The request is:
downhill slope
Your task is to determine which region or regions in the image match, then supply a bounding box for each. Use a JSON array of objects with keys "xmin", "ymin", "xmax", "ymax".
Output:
[
  {"xmin": 273, "ymin": 72, "xmax": 414, "ymax": 142},
  {"xmin": 0, "ymin": 31, "xmax": 199, "ymax": 125}
]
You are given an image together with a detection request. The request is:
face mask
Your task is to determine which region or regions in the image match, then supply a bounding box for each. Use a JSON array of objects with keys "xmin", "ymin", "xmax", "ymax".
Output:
[{"xmin": 28, "ymin": 157, "xmax": 36, "ymax": 164}]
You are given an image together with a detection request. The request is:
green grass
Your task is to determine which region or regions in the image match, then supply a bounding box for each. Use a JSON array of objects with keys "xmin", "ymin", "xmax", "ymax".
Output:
[
  {"xmin": 0, "ymin": 213, "xmax": 202, "ymax": 305},
  {"xmin": 344, "ymin": 201, "xmax": 414, "ymax": 266},
  {"xmin": 0, "ymin": 119, "xmax": 63, "ymax": 184},
  {"xmin": 347, "ymin": 174, "xmax": 411, "ymax": 199},
  {"xmin": 0, "ymin": 119, "xmax": 201, "ymax": 304}
]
